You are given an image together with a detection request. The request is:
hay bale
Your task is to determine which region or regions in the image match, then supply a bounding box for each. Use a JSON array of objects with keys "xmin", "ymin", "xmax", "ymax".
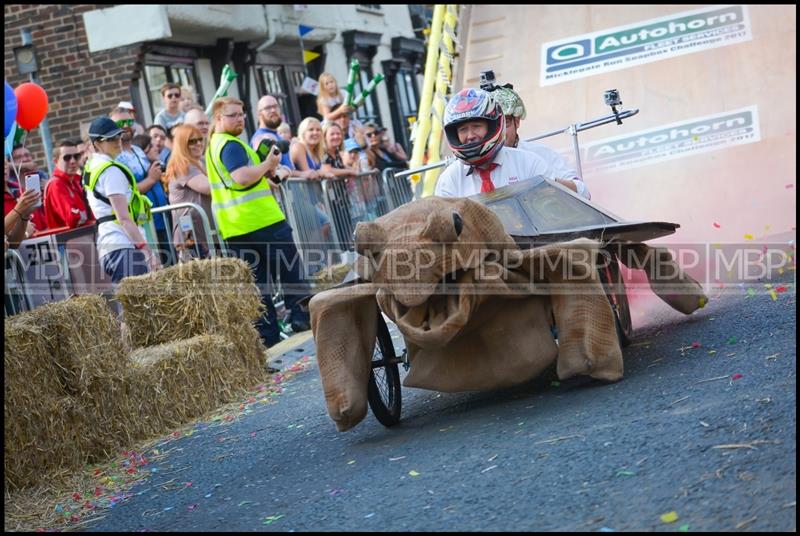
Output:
[
  {"xmin": 126, "ymin": 334, "xmax": 268, "ymax": 435},
  {"xmin": 4, "ymin": 396, "xmax": 91, "ymax": 491},
  {"xmin": 6, "ymin": 295, "xmax": 125, "ymax": 396},
  {"xmin": 4, "ymin": 315, "xmax": 65, "ymax": 401},
  {"xmin": 115, "ymin": 258, "xmax": 265, "ymax": 372},
  {"xmin": 310, "ymin": 262, "xmax": 352, "ymax": 291}
]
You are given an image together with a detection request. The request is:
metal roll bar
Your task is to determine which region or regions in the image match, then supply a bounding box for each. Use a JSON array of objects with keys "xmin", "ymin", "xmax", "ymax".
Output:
[{"xmin": 395, "ymin": 107, "xmax": 639, "ymax": 183}]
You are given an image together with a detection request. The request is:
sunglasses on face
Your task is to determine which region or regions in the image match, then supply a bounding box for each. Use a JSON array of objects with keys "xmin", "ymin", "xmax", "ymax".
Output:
[
  {"xmin": 366, "ymin": 131, "xmax": 379, "ymax": 137},
  {"xmin": 62, "ymin": 153, "xmax": 82, "ymax": 162},
  {"xmin": 187, "ymin": 138, "xmax": 203, "ymax": 146},
  {"xmin": 166, "ymin": 93, "xmax": 181, "ymax": 99},
  {"xmin": 115, "ymin": 119, "xmax": 135, "ymax": 128}
]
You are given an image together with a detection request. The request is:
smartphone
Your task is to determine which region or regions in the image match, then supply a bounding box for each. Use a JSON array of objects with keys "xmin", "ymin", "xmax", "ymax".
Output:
[{"xmin": 24, "ymin": 173, "xmax": 43, "ymax": 208}]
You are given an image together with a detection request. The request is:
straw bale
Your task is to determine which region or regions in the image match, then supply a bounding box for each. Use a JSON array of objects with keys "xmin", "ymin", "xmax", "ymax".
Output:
[
  {"xmin": 310, "ymin": 262, "xmax": 353, "ymax": 291},
  {"xmin": 4, "ymin": 315, "xmax": 65, "ymax": 401},
  {"xmin": 115, "ymin": 258, "xmax": 263, "ymax": 357},
  {"xmin": 6, "ymin": 295, "xmax": 125, "ymax": 396},
  {"xmin": 4, "ymin": 396, "xmax": 91, "ymax": 491},
  {"xmin": 126, "ymin": 334, "xmax": 268, "ymax": 434}
]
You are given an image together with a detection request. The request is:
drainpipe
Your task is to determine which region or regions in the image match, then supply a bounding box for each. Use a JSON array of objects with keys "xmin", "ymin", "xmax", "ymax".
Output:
[
  {"xmin": 21, "ymin": 28, "xmax": 55, "ymax": 176},
  {"xmin": 256, "ymin": 5, "xmax": 276, "ymax": 52}
]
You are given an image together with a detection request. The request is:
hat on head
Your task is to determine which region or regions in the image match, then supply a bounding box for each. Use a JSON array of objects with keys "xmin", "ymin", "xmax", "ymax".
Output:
[
  {"xmin": 344, "ymin": 138, "xmax": 362, "ymax": 152},
  {"xmin": 117, "ymin": 100, "xmax": 136, "ymax": 112},
  {"xmin": 88, "ymin": 117, "xmax": 124, "ymax": 140}
]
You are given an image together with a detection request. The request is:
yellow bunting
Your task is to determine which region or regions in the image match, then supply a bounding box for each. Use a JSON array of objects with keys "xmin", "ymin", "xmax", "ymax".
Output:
[{"xmin": 303, "ymin": 50, "xmax": 321, "ymax": 64}]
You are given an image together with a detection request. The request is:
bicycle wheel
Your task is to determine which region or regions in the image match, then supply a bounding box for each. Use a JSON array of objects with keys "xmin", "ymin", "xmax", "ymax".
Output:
[
  {"xmin": 367, "ymin": 311, "xmax": 402, "ymax": 427},
  {"xmin": 598, "ymin": 253, "xmax": 634, "ymax": 347}
]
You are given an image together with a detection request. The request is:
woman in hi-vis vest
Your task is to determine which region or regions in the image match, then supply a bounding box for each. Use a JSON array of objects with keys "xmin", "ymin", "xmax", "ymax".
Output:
[{"xmin": 84, "ymin": 116, "xmax": 160, "ymax": 283}]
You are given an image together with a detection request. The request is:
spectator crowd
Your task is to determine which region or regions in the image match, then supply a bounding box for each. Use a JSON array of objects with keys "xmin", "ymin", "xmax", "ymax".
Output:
[{"xmin": 4, "ymin": 74, "xmax": 410, "ymax": 352}]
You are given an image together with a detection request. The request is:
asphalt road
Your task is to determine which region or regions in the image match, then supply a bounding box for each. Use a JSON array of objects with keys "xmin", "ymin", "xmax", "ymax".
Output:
[{"xmin": 87, "ymin": 274, "xmax": 796, "ymax": 532}]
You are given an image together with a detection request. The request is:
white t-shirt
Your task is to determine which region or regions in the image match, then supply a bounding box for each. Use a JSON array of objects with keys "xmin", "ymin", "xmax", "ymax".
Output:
[
  {"xmin": 517, "ymin": 139, "xmax": 589, "ymax": 198},
  {"xmin": 435, "ymin": 146, "xmax": 556, "ymax": 198},
  {"xmin": 85, "ymin": 154, "xmax": 139, "ymax": 260}
]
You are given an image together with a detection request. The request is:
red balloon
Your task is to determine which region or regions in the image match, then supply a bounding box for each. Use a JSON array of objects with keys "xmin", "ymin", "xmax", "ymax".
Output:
[{"xmin": 14, "ymin": 82, "xmax": 49, "ymax": 130}]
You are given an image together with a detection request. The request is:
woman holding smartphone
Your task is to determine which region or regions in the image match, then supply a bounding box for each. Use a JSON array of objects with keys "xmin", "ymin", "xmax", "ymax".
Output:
[
  {"xmin": 4, "ymin": 157, "xmax": 41, "ymax": 248},
  {"xmin": 83, "ymin": 117, "xmax": 160, "ymax": 283}
]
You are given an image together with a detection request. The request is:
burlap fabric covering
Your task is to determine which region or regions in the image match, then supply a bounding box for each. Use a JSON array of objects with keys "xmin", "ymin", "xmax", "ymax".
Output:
[{"xmin": 311, "ymin": 197, "xmax": 707, "ymax": 431}]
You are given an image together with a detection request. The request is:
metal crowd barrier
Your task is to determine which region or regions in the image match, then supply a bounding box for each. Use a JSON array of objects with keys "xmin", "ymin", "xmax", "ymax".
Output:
[
  {"xmin": 144, "ymin": 202, "xmax": 223, "ymax": 263},
  {"xmin": 278, "ymin": 170, "xmax": 392, "ymax": 273},
  {"xmin": 4, "ymin": 248, "xmax": 33, "ymax": 316},
  {"xmin": 380, "ymin": 167, "xmax": 415, "ymax": 210}
]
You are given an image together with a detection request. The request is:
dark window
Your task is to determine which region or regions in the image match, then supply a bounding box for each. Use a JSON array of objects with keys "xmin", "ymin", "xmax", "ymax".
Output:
[
  {"xmin": 142, "ymin": 53, "xmax": 202, "ymax": 121},
  {"xmin": 254, "ymin": 64, "xmax": 300, "ymax": 130}
]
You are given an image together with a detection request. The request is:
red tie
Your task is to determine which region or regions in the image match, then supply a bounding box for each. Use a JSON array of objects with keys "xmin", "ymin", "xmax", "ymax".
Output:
[{"xmin": 477, "ymin": 163, "xmax": 499, "ymax": 193}]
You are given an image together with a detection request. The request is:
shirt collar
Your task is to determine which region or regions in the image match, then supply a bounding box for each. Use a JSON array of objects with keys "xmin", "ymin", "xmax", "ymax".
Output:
[{"xmin": 466, "ymin": 146, "xmax": 506, "ymax": 176}]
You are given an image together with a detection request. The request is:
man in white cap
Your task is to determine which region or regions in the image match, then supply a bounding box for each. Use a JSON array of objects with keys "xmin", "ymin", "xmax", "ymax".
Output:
[{"xmin": 117, "ymin": 101, "xmax": 145, "ymax": 135}]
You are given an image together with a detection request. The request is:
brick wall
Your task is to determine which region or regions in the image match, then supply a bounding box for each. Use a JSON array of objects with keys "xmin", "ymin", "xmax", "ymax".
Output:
[{"xmin": 4, "ymin": 4, "xmax": 144, "ymax": 168}]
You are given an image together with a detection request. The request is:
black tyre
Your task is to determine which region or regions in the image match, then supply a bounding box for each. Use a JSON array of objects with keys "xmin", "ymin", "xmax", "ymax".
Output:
[
  {"xmin": 598, "ymin": 253, "xmax": 634, "ymax": 347},
  {"xmin": 367, "ymin": 312, "xmax": 402, "ymax": 427}
]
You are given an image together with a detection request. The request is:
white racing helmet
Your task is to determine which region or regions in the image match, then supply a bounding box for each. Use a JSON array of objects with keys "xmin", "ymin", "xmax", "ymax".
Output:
[{"xmin": 443, "ymin": 88, "xmax": 505, "ymax": 167}]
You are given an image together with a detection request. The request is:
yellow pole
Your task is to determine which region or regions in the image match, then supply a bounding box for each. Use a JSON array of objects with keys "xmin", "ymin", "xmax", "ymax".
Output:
[
  {"xmin": 408, "ymin": 5, "xmax": 445, "ymax": 188},
  {"xmin": 421, "ymin": 4, "xmax": 458, "ymax": 197}
]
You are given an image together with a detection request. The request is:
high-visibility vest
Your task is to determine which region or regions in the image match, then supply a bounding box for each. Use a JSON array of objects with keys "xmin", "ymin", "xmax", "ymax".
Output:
[
  {"xmin": 83, "ymin": 159, "xmax": 152, "ymax": 226},
  {"xmin": 206, "ymin": 132, "xmax": 285, "ymax": 239}
]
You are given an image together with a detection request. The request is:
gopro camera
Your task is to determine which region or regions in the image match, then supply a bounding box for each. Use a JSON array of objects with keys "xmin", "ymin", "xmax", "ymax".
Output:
[
  {"xmin": 479, "ymin": 69, "xmax": 498, "ymax": 92},
  {"xmin": 604, "ymin": 89, "xmax": 622, "ymax": 107},
  {"xmin": 256, "ymin": 138, "xmax": 291, "ymax": 162}
]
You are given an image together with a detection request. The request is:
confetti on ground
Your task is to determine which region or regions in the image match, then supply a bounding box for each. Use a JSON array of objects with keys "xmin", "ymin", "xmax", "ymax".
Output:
[
  {"xmin": 735, "ymin": 515, "xmax": 757, "ymax": 529},
  {"xmin": 697, "ymin": 375, "xmax": 728, "ymax": 384},
  {"xmin": 691, "ymin": 341, "xmax": 701, "ymax": 348},
  {"xmin": 347, "ymin": 460, "xmax": 356, "ymax": 465},
  {"xmin": 481, "ymin": 465, "xmax": 498, "ymax": 473},
  {"xmin": 787, "ymin": 184, "xmax": 795, "ymax": 189},
  {"xmin": 730, "ymin": 373, "xmax": 743, "ymax": 382},
  {"xmin": 263, "ymin": 514, "xmax": 284, "ymax": 525},
  {"xmin": 746, "ymin": 288, "xmax": 756, "ymax": 297},
  {"xmin": 550, "ymin": 381, "xmax": 561, "ymax": 387},
  {"xmin": 727, "ymin": 336, "xmax": 737, "ymax": 345},
  {"xmin": 678, "ymin": 524, "xmax": 690, "ymax": 532},
  {"xmin": 616, "ymin": 470, "xmax": 635, "ymax": 477},
  {"xmin": 389, "ymin": 456, "xmax": 406, "ymax": 461},
  {"xmin": 668, "ymin": 396, "xmax": 690, "ymax": 407},
  {"xmin": 660, "ymin": 511, "xmax": 679, "ymax": 523},
  {"xmin": 769, "ymin": 290, "xmax": 778, "ymax": 300},
  {"xmin": 713, "ymin": 222, "xmax": 721, "ymax": 228},
  {"xmin": 744, "ymin": 234, "xmax": 754, "ymax": 240},
  {"xmin": 408, "ymin": 470, "xmax": 420, "ymax": 477},
  {"xmin": 533, "ymin": 434, "xmax": 584, "ymax": 445},
  {"xmin": 775, "ymin": 285, "xmax": 788, "ymax": 293}
]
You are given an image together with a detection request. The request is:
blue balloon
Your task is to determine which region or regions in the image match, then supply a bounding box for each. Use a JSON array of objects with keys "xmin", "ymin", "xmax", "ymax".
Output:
[{"xmin": 5, "ymin": 81, "xmax": 18, "ymax": 138}]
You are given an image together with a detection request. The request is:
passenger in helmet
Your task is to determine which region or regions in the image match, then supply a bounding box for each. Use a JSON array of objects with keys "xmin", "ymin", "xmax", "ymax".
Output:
[
  {"xmin": 435, "ymin": 88, "xmax": 582, "ymax": 198},
  {"xmin": 492, "ymin": 84, "xmax": 589, "ymax": 198}
]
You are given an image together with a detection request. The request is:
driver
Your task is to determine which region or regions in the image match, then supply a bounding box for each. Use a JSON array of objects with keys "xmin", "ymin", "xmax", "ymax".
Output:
[
  {"xmin": 434, "ymin": 88, "xmax": 590, "ymax": 199},
  {"xmin": 492, "ymin": 84, "xmax": 589, "ymax": 198}
]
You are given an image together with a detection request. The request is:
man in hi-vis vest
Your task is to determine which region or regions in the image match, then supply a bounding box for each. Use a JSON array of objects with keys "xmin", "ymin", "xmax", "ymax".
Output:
[{"xmin": 206, "ymin": 97, "xmax": 311, "ymax": 355}]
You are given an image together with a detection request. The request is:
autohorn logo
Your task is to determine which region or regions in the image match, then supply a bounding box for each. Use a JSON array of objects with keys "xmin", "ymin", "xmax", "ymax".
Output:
[
  {"xmin": 583, "ymin": 106, "xmax": 761, "ymax": 173},
  {"xmin": 540, "ymin": 5, "xmax": 752, "ymax": 86}
]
